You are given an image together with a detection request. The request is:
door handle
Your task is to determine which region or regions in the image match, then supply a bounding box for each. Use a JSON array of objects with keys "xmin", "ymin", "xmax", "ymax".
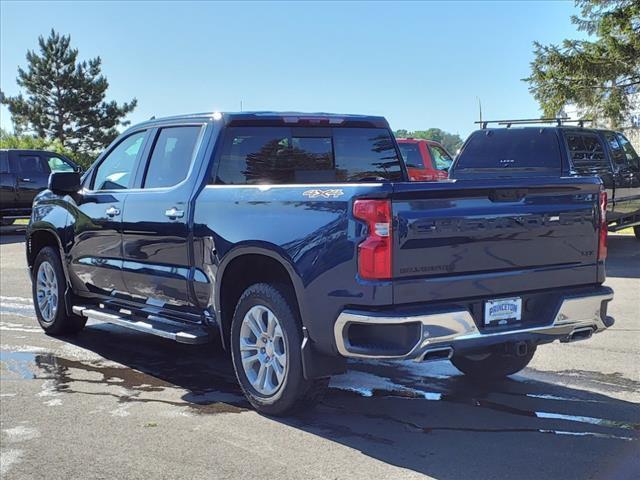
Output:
[
  {"xmin": 105, "ymin": 206, "xmax": 120, "ymax": 217},
  {"xmin": 19, "ymin": 178, "xmax": 33, "ymax": 183},
  {"xmin": 164, "ymin": 207, "xmax": 184, "ymax": 219}
]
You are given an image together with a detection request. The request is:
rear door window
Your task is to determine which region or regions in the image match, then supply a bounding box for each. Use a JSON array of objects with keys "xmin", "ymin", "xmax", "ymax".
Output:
[
  {"xmin": 214, "ymin": 126, "xmax": 402, "ymax": 184},
  {"xmin": 17, "ymin": 155, "xmax": 50, "ymax": 174},
  {"xmin": 454, "ymin": 129, "xmax": 561, "ymax": 176},
  {"xmin": 566, "ymin": 133, "xmax": 608, "ymax": 169},
  {"xmin": 143, "ymin": 126, "xmax": 203, "ymax": 188}
]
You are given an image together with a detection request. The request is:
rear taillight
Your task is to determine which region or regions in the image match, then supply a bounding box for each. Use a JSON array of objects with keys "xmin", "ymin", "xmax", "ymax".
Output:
[
  {"xmin": 598, "ymin": 190, "xmax": 608, "ymax": 261},
  {"xmin": 353, "ymin": 199, "xmax": 392, "ymax": 279}
]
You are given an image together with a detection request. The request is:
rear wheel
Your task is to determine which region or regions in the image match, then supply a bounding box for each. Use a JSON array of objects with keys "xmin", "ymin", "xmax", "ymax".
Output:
[
  {"xmin": 450, "ymin": 346, "xmax": 536, "ymax": 381},
  {"xmin": 32, "ymin": 246, "xmax": 86, "ymax": 335},
  {"xmin": 230, "ymin": 283, "xmax": 326, "ymax": 415},
  {"xmin": 634, "ymin": 225, "xmax": 640, "ymax": 240}
]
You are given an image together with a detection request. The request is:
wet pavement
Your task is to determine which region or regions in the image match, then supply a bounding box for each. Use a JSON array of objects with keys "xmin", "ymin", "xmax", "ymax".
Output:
[{"xmin": 1, "ymin": 227, "xmax": 639, "ymax": 479}]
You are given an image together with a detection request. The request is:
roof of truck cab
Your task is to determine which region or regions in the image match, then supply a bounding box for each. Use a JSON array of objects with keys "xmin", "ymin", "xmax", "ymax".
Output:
[
  {"xmin": 0, "ymin": 148, "xmax": 72, "ymax": 156},
  {"xmin": 133, "ymin": 111, "xmax": 390, "ymax": 129}
]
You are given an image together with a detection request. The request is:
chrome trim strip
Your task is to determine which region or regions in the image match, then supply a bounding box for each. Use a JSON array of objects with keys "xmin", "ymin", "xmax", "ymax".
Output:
[
  {"xmin": 204, "ymin": 183, "xmax": 383, "ymax": 189},
  {"xmin": 334, "ymin": 292, "xmax": 613, "ymax": 360}
]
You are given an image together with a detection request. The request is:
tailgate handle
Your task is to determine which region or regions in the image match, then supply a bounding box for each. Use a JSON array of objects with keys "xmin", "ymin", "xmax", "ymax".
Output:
[{"xmin": 489, "ymin": 189, "xmax": 527, "ymax": 202}]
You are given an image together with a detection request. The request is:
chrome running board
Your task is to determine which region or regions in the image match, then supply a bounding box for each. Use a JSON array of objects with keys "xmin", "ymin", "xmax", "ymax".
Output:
[{"xmin": 72, "ymin": 306, "xmax": 210, "ymax": 344}]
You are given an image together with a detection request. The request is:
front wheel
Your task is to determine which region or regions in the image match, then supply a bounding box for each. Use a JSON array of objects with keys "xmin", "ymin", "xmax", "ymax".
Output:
[
  {"xmin": 634, "ymin": 225, "xmax": 640, "ymax": 240},
  {"xmin": 230, "ymin": 283, "xmax": 326, "ymax": 415},
  {"xmin": 450, "ymin": 346, "xmax": 536, "ymax": 381},
  {"xmin": 32, "ymin": 246, "xmax": 86, "ymax": 335}
]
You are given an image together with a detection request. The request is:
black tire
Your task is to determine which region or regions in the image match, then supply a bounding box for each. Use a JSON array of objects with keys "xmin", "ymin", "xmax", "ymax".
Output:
[
  {"xmin": 230, "ymin": 283, "xmax": 326, "ymax": 415},
  {"xmin": 634, "ymin": 225, "xmax": 640, "ymax": 240},
  {"xmin": 32, "ymin": 246, "xmax": 86, "ymax": 335},
  {"xmin": 450, "ymin": 346, "xmax": 536, "ymax": 381}
]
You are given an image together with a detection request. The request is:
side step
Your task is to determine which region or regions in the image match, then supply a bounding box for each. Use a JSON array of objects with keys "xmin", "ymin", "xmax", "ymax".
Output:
[{"xmin": 72, "ymin": 306, "xmax": 210, "ymax": 344}]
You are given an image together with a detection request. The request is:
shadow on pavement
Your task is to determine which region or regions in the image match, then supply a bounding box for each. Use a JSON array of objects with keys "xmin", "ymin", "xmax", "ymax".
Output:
[
  {"xmin": 606, "ymin": 235, "xmax": 640, "ymax": 279},
  {"xmin": 10, "ymin": 321, "xmax": 638, "ymax": 480},
  {"xmin": 0, "ymin": 225, "xmax": 27, "ymax": 244}
]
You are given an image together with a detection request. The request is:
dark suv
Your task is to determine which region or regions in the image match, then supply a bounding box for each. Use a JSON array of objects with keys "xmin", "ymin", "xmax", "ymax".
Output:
[
  {"xmin": 451, "ymin": 126, "xmax": 640, "ymax": 237},
  {"xmin": 26, "ymin": 112, "xmax": 613, "ymax": 415},
  {"xmin": 1, "ymin": 149, "xmax": 80, "ymax": 225}
]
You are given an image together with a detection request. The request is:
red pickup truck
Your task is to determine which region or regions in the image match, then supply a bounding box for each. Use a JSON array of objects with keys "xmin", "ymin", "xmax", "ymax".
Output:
[{"xmin": 396, "ymin": 138, "xmax": 453, "ymax": 181}]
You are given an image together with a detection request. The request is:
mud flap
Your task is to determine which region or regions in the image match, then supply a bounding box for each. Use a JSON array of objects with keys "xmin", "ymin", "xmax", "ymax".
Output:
[{"xmin": 301, "ymin": 327, "xmax": 346, "ymax": 380}]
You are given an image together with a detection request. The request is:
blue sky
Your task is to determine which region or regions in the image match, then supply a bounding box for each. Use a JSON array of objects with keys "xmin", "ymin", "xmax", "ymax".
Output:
[{"xmin": 1, "ymin": 0, "xmax": 586, "ymax": 139}]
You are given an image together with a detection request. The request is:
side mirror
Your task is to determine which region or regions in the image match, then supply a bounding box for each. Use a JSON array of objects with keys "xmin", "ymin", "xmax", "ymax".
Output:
[{"xmin": 49, "ymin": 172, "xmax": 81, "ymax": 194}]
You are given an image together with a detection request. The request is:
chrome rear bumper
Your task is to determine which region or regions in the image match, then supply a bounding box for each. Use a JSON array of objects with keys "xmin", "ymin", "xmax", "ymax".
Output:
[{"xmin": 334, "ymin": 289, "xmax": 614, "ymax": 360}]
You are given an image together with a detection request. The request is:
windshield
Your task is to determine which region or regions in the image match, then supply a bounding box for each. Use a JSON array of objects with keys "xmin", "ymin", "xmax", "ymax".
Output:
[{"xmin": 616, "ymin": 133, "xmax": 640, "ymax": 170}]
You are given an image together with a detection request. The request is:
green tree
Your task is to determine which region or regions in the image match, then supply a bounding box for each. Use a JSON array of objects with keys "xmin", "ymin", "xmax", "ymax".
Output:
[
  {"xmin": 393, "ymin": 128, "xmax": 463, "ymax": 153},
  {"xmin": 524, "ymin": 0, "xmax": 639, "ymax": 128},
  {"xmin": 0, "ymin": 29, "xmax": 136, "ymax": 155}
]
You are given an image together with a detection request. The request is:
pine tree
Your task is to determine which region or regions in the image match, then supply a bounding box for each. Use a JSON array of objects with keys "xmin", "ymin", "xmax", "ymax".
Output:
[
  {"xmin": 524, "ymin": 0, "xmax": 640, "ymax": 128},
  {"xmin": 0, "ymin": 29, "xmax": 136, "ymax": 153}
]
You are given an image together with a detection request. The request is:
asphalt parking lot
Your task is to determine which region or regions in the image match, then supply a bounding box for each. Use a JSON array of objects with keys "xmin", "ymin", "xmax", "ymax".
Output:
[{"xmin": 1, "ymin": 225, "xmax": 638, "ymax": 480}]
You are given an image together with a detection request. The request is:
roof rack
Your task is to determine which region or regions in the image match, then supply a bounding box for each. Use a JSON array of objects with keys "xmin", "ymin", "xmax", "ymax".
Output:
[{"xmin": 475, "ymin": 117, "xmax": 592, "ymax": 129}]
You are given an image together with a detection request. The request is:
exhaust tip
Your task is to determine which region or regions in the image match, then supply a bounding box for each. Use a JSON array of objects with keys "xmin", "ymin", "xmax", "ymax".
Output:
[
  {"xmin": 515, "ymin": 341, "xmax": 529, "ymax": 357},
  {"xmin": 564, "ymin": 327, "xmax": 594, "ymax": 343},
  {"xmin": 420, "ymin": 347, "xmax": 454, "ymax": 362}
]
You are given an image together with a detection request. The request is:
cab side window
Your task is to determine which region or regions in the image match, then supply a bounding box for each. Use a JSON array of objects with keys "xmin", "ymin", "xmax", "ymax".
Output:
[
  {"xmin": 143, "ymin": 126, "xmax": 202, "ymax": 188},
  {"xmin": 92, "ymin": 131, "xmax": 146, "ymax": 191}
]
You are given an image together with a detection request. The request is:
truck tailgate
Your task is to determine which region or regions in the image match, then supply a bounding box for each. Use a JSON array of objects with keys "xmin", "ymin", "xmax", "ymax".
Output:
[{"xmin": 392, "ymin": 177, "xmax": 602, "ymax": 304}]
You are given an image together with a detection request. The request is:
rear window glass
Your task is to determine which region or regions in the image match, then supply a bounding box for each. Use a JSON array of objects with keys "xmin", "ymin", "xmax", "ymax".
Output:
[
  {"xmin": 333, "ymin": 128, "xmax": 402, "ymax": 182},
  {"xmin": 397, "ymin": 143, "xmax": 424, "ymax": 169},
  {"xmin": 214, "ymin": 126, "xmax": 402, "ymax": 184},
  {"xmin": 454, "ymin": 129, "xmax": 561, "ymax": 176}
]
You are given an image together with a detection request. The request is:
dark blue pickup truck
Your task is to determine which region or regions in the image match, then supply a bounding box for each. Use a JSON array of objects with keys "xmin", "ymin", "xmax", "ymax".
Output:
[{"xmin": 26, "ymin": 112, "xmax": 614, "ymax": 414}]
